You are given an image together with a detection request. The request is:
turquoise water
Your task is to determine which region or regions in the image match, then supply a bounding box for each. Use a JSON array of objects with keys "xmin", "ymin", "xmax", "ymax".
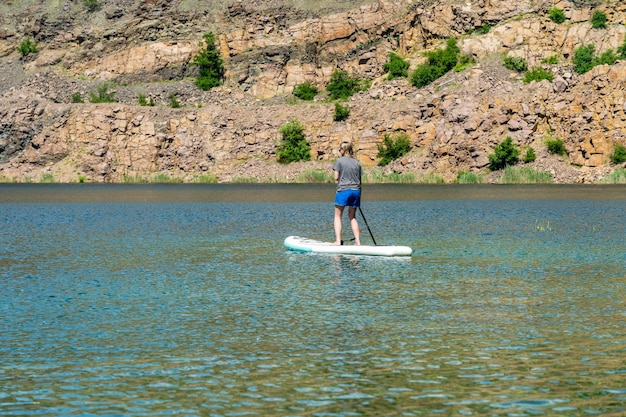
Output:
[{"xmin": 1, "ymin": 184, "xmax": 625, "ymax": 416}]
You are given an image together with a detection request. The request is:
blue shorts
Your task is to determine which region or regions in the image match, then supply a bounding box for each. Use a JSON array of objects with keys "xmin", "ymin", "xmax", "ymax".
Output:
[{"xmin": 334, "ymin": 189, "xmax": 361, "ymax": 208}]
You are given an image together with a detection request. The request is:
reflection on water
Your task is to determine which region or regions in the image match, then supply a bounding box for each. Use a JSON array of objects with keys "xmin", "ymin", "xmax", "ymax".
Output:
[{"xmin": 1, "ymin": 184, "xmax": 625, "ymax": 416}]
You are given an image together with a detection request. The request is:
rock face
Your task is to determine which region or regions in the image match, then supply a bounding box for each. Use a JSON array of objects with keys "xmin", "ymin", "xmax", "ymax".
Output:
[{"xmin": 1, "ymin": 0, "xmax": 626, "ymax": 183}]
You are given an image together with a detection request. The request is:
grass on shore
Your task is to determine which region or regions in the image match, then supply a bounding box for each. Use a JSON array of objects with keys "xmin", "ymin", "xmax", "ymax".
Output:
[
  {"xmin": 499, "ymin": 166, "xmax": 554, "ymax": 184},
  {"xmin": 602, "ymin": 169, "xmax": 626, "ymax": 184}
]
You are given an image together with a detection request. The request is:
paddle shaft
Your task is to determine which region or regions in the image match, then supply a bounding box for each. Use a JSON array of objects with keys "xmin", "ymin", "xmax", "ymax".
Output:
[{"xmin": 358, "ymin": 207, "xmax": 377, "ymax": 246}]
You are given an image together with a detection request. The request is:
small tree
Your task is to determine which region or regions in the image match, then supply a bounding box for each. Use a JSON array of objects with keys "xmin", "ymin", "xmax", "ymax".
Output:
[
  {"xmin": 376, "ymin": 131, "xmax": 412, "ymax": 166},
  {"xmin": 573, "ymin": 44, "xmax": 596, "ymax": 74},
  {"xmin": 523, "ymin": 147, "xmax": 536, "ymax": 163},
  {"xmin": 546, "ymin": 137, "xmax": 566, "ymax": 156},
  {"xmin": 333, "ymin": 102, "xmax": 350, "ymax": 122},
  {"xmin": 192, "ymin": 32, "xmax": 225, "ymax": 91},
  {"xmin": 488, "ymin": 137, "xmax": 520, "ymax": 170},
  {"xmin": 383, "ymin": 52, "xmax": 410, "ymax": 80},
  {"xmin": 326, "ymin": 70, "xmax": 364, "ymax": 100},
  {"xmin": 277, "ymin": 119, "xmax": 310, "ymax": 163}
]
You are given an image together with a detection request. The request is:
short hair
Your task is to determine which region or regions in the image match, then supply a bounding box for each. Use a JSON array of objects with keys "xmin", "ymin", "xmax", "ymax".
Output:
[{"xmin": 339, "ymin": 141, "xmax": 354, "ymax": 156}]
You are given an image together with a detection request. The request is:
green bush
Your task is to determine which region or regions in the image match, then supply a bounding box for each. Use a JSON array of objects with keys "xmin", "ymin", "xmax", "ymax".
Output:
[
  {"xmin": 138, "ymin": 94, "xmax": 154, "ymax": 106},
  {"xmin": 192, "ymin": 32, "xmax": 224, "ymax": 91},
  {"xmin": 383, "ymin": 52, "xmax": 410, "ymax": 80},
  {"xmin": 545, "ymin": 137, "xmax": 566, "ymax": 156},
  {"xmin": 503, "ymin": 56, "xmax": 528, "ymax": 72},
  {"xmin": 84, "ymin": 0, "xmax": 101, "ymax": 12},
  {"xmin": 610, "ymin": 144, "xmax": 626, "ymax": 164},
  {"xmin": 333, "ymin": 102, "xmax": 350, "ymax": 122},
  {"xmin": 277, "ymin": 118, "xmax": 310, "ymax": 164},
  {"xmin": 89, "ymin": 83, "xmax": 117, "ymax": 103},
  {"xmin": 71, "ymin": 93, "xmax": 84, "ymax": 103},
  {"xmin": 573, "ymin": 44, "xmax": 596, "ymax": 74},
  {"xmin": 524, "ymin": 66, "xmax": 554, "ymax": 83},
  {"xmin": 488, "ymin": 137, "xmax": 520, "ymax": 170},
  {"xmin": 591, "ymin": 10, "xmax": 607, "ymax": 29},
  {"xmin": 292, "ymin": 82, "xmax": 318, "ymax": 100},
  {"xmin": 168, "ymin": 94, "xmax": 181, "ymax": 108},
  {"xmin": 410, "ymin": 38, "xmax": 460, "ymax": 88},
  {"xmin": 548, "ymin": 7, "xmax": 566, "ymax": 24},
  {"xmin": 17, "ymin": 38, "xmax": 38, "ymax": 56},
  {"xmin": 595, "ymin": 49, "xmax": 617, "ymax": 66},
  {"xmin": 326, "ymin": 70, "xmax": 365, "ymax": 100},
  {"xmin": 541, "ymin": 55, "xmax": 559, "ymax": 65},
  {"xmin": 523, "ymin": 147, "xmax": 536, "ymax": 163},
  {"xmin": 376, "ymin": 131, "xmax": 412, "ymax": 166}
]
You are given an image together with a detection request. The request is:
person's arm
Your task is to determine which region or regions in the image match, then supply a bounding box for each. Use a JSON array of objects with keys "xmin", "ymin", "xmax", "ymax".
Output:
[{"xmin": 334, "ymin": 169, "xmax": 339, "ymax": 182}]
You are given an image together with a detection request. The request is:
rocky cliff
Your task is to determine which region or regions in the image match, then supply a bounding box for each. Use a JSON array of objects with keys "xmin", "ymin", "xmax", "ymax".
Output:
[{"xmin": 1, "ymin": 0, "xmax": 626, "ymax": 183}]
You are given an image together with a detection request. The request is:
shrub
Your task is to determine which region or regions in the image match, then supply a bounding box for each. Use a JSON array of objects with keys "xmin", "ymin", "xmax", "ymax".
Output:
[
  {"xmin": 545, "ymin": 137, "xmax": 566, "ymax": 156},
  {"xmin": 192, "ymin": 32, "xmax": 224, "ymax": 91},
  {"xmin": 168, "ymin": 94, "xmax": 181, "ymax": 108},
  {"xmin": 277, "ymin": 118, "xmax": 310, "ymax": 163},
  {"xmin": 410, "ymin": 64, "xmax": 446, "ymax": 88},
  {"xmin": 542, "ymin": 55, "xmax": 559, "ymax": 65},
  {"xmin": 292, "ymin": 82, "xmax": 318, "ymax": 100},
  {"xmin": 595, "ymin": 49, "xmax": 617, "ymax": 66},
  {"xmin": 89, "ymin": 83, "xmax": 116, "ymax": 103},
  {"xmin": 383, "ymin": 52, "xmax": 410, "ymax": 80},
  {"xmin": 524, "ymin": 66, "xmax": 554, "ymax": 83},
  {"xmin": 71, "ymin": 93, "xmax": 84, "ymax": 103},
  {"xmin": 573, "ymin": 44, "xmax": 595, "ymax": 74},
  {"xmin": 503, "ymin": 56, "xmax": 528, "ymax": 72},
  {"xmin": 523, "ymin": 147, "xmax": 536, "ymax": 163},
  {"xmin": 17, "ymin": 38, "xmax": 38, "ymax": 56},
  {"xmin": 333, "ymin": 102, "xmax": 350, "ymax": 122},
  {"xmin": 454, "ymin": 54, "xmax": 474, "ymax": 72},
  {"xmin": 410, "ymin": 38, "xmax": 460, "ymax": 88},
  {"xmin": 138, "ymin": 94, "xmax": 154, "ymax": 106},
  {"xmin": 376, "ymin": 131, "xmax": 412, "ymax": 166},
  {"xmin": 84, "ymin": 0, "xmax": 101, "ymax": 12},
  {"xmin": 591, "ymin": 10, "xmax": 607, "ymax": 29},
  {"xmin": 548, "ymin": 7, "xmax": 566, "ymax": 24},
  {"xmin": 326, "ymin": 70, "xmax": 364, "ymax": 100},
  {"xmin": 488, "ymin": 136, "xmax": 520, "ymax": 170},
  {"xmin": 610, "ymin": 144, "xmax": 626, "ymax": 164},
  {"xmin": 473, "ymin": 23, "xmax": 492, "ymax": 35}
]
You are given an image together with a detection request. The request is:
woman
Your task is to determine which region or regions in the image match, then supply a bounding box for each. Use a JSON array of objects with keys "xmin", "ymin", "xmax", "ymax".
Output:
[{"xmin": 332, "ymin": 142, "xmax": 362, "ymax": 245}]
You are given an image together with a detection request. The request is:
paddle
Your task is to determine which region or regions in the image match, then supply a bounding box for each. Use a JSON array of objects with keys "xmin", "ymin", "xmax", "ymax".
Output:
[{"xmin": 359, "ymin": 207, "xmax": 377, "ymax": 246}]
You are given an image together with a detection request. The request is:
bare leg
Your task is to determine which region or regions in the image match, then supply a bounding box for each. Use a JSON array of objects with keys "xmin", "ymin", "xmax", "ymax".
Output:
[
  {"xmin": 332, "ymin": 205, "xmax": 345, "ymax": 245},
  {"xmin": 348, "ymin": 206, "xmax": 361, "ymax": 245}
]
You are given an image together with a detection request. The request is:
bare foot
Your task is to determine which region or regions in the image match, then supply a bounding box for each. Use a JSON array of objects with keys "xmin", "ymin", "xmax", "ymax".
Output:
[{"xmin": 331, "ymin": 241, "xmax": 341, "ymax": 245}]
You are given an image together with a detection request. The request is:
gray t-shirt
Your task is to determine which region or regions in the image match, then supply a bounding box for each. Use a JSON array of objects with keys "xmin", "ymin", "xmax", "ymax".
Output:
[{"xmin": 333, "ymin": 156, "xmax": 362, "ymax": 192}]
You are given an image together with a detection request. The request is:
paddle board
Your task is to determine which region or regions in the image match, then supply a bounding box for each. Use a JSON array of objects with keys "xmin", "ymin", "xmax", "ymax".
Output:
[{"xmin": 284, "ymin": 235, "xmax": 412, "ymax": 257}]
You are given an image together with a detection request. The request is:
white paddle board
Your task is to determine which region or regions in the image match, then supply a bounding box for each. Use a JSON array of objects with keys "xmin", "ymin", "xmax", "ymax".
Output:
[{"xmin": 284, "ymin": 236, "xmax": 412, "ymax": 257}]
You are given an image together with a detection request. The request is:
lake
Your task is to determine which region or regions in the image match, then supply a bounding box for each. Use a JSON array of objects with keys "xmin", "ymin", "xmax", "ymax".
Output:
[{"xmin": 1, "ymin": 184, "xmax": 625, "ymax": 416}]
